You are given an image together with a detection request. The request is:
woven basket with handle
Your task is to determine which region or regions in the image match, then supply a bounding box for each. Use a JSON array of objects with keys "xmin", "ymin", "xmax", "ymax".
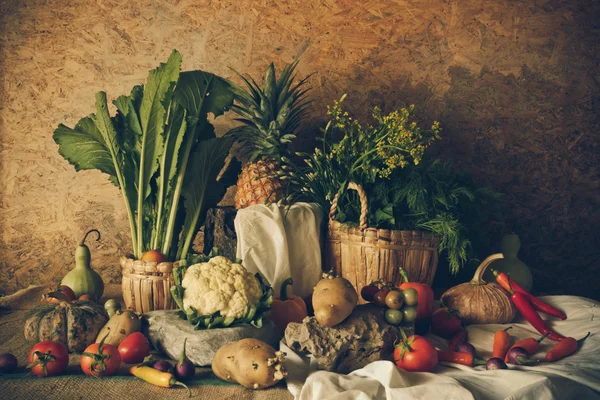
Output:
[
  {"xmin": 325, "ymin": 182, "xmax": 440, "ymax": 304},
  {"xmin": 121, "ymin": 256, "xmax": 180, "ymax": 313}
]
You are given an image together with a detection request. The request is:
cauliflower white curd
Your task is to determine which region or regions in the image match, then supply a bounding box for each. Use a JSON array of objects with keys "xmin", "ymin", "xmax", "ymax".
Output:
[{"xmin": 181, "ymin": 256, "xmax": 262, "ymax": 319}]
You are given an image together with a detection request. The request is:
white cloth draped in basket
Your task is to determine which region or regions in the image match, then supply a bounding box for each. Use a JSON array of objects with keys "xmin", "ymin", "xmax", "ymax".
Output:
[{"xmin": 234, "ymin": 202, "xmax": 323, "ymax": 298}]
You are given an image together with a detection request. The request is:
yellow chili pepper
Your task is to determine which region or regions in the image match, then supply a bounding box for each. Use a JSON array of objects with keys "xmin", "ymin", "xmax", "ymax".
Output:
[{"xmin": 130, "ymin": 366, "xmax": 191, "ymax": 397}]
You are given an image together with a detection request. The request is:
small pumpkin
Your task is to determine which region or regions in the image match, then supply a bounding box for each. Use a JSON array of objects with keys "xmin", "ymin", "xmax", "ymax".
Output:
[
  {"xmin": 61, "ymin": 229, "xmax": 104, "ymax": 301},
  {"xmin": 24, "ymin": 296, "xmax": 109, "ymax": 353},
  {"xmin": 440, "ymin": 253, "xmax": 516, "ymax": 325},
  {"xmin": 269, "ymin": 278, "xmax": 308, "ymax": 331}
]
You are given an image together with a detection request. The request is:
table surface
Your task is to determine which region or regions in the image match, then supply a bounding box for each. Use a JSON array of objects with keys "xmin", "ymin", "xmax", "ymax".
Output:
[{"xmin": 0, "ymin": 284, "xmax": 293, "ymax": 400}]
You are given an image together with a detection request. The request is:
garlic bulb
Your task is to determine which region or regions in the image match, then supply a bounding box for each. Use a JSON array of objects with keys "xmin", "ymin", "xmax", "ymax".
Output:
[{"xmin": 441, "ymin": 253, "xmax": 516, "ymax": 325}]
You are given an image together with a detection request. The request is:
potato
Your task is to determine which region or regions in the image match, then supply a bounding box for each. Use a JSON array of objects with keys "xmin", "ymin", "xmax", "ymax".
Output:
[
  {"xmin": 312, "ymin": 273, "xmax": 358, "ymax": 327},
  {"xmin": 212, "ymin": 338, "xmax": 287, "ymax": 390},
  {"xmin": 95, "ymin": 309, "xmax": 141, "ymax": 346}
]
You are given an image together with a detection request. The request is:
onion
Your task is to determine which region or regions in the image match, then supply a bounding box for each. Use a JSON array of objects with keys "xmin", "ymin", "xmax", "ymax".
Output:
[
  {"xmin": 0, "ymin": 353, "xmax": 18, "ymax": 373},
  {"xmin": 175, "ymin": 338, "xmax": 195, "ymax": 381},
  {"xmin": 153, "ymin": 360, "xmax": 173, "ymax": 373},
  {"xmin": 456, "ymin": 343, "xmax": 476, "ymax": 356},
  {"xmin": 486, "ymin": 357, "xmax": 508, "ymax": 370},
  {"xmin": 506, "ymin": 347, "xmax": 535, "ymax": 365},
  {"xmin": 441, "ymin": 254, "xmax": 516, "ymax": 325}
]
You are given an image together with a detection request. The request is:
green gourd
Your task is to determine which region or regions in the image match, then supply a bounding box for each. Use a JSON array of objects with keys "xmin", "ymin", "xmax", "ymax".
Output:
[
  {"xmin": 483, "ymin": 233, "xmax": 533, "ymax": 292},
  {"xmin": 61, "ymin": 229, "xmax": 105, "ymax": 301}
]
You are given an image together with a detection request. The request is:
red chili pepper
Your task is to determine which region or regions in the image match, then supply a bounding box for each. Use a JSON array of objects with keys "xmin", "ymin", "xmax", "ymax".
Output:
[
  {"xmin": 545, "ymin": 332, "xmax": 590, "ymax": 362},
  {"xmin": 510, "ymin": 291, "xmax": 565, "ymax": 342},
  {"xmin": 491, "ymin": 269, "xmax": 566, "ymax": 320},
  {"xmin": 504, "ymin": 333, "xmax": 548, "ymax": 362},
  {"xmin": 437, "ymin": 350, "xmax": 486, "ymax": 367},
  {"xmin": 448, "ymin": 328, "xmax": 468, "ymax": 351}
]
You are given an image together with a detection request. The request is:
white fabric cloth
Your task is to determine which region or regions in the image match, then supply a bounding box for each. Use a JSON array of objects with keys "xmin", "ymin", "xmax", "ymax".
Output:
[
  {"xmin": 235, "ymin": 202, "xmax": 323, "ymax": 298},
  {"xmin": 284, "ymin": 295, "xmax": 600, "ymax": 400}
]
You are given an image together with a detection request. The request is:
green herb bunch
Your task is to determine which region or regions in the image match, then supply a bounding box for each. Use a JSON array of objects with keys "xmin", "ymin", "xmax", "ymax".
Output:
[
  {"xmin": 280, "ymin": 96, "xmax": 498, "ymax": 274},
  {"xmin": 280, "ymin": 95, "xmax": 440, "ymax": 210}
]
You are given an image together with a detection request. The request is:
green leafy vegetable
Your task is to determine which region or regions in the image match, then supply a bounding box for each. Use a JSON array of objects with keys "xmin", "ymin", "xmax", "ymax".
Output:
[{"xmin": 53, "ymin": 50, "xmax": 235, "ymax": 261}]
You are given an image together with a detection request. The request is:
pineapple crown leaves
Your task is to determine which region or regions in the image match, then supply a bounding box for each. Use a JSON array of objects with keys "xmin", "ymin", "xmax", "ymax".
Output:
[{"xmin": 226, "ymin": 59, "xmax": 313, "ymax": 163}]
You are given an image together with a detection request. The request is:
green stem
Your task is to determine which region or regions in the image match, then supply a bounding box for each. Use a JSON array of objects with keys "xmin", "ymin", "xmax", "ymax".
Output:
[
  {"xmin": 162, "ymin": 142, "xmax": 193, "ymax": 257},
  {"xmin": 94, "ymin": 92, "xmax": 138, "ymax": 257},
  {"xmin": 279, "ymin": 278, "xmax": 293, "ymax": 301}
]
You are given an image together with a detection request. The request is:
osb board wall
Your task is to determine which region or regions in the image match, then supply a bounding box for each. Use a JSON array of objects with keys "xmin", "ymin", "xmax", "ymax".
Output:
[{"xmin": 0, "ymin": 0, "xmax": 598, "ymax": 299}]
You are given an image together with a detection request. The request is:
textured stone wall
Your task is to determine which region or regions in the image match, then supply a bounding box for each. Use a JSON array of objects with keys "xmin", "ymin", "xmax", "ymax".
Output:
[{"xmin": 0, "ymin": 0, "xmax": 598, "ymax": 299}]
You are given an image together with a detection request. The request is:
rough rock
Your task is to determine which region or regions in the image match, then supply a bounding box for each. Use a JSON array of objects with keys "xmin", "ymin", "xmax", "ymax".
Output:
[
  {"xmin": 143, "ymin": 310, "xmax": 281, "ymax": 366},
  {"xmin": 202, "ymin": 207, "xmax": 237, "ymax": 260},
  {"xmin": 284, "ymin": 304, "xmax": 403, "ymax": 374}
]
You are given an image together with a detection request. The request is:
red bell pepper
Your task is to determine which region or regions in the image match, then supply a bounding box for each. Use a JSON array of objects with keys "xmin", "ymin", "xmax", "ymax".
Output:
[
  {"xmin": 491, "ymin": 268, "xmax": 566, "ymax": 320},
  {"xmin": 398, "ymin": 268, "xmax": 434, "ymax": 335}
]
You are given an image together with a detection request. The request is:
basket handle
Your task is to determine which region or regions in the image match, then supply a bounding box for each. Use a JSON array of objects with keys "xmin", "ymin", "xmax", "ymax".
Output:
[{"xmin": 329, "ymin": 182, "xmax": 368, "ymax": 230}]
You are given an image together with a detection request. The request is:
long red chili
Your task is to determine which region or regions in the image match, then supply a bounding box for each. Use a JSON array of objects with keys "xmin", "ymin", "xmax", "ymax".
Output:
[
  {"xmin": 545, "ymin": 332, "xmax": 590, "ymax": 362},
  {"xmin": 491, "ymin": 269, "xmax": 566, "ymax": 320},
  {"xmin": 510, "ymin": 291, "xmax": 565, "ymax": 342}
]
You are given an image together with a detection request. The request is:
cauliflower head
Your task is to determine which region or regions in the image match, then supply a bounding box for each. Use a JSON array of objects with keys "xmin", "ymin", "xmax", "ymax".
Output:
[{"xmin": 181, "ymin": 256, "xmax": 262, "ymax": 319}]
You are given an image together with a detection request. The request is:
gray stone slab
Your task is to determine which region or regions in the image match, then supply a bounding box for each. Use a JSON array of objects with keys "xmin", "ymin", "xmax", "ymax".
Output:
[{"xmin": 143, "ymin": 310, "xmax": 282, "ymax": 366}]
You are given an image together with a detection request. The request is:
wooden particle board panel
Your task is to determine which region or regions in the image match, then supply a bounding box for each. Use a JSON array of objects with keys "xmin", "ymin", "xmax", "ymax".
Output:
[{"xmin": 0, "ymin": 0, "xmax": 598, "ymax": 299}]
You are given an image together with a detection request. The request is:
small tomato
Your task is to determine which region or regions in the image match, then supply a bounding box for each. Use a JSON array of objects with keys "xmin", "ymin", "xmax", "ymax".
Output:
[
  {"xmin": 140, "ymin": 250, "xmax": 169, "ymax": 263},
  {"xmin": 373, "ymin": 288, "xmax": 390, "ymax": 307},
  {"xmin": 78, "ymin": 294, "xmax": 93, "ymax": 301},
  {"xmin": 360, "ymin": 285, "xmax": 380, "ymax": 303},
  {"xmin": 385, "ymin": 290, "xmax": 404, "ymax": 309},
  {"xmin": 46, "ymin": 285, "xmax": 76, "ymax": 303},
  {"xmin": 81, "ymin": 338, "xmax": 121, "ymax": 377},
  {"xmin": 118, "ymin": 332, "xmax": 151, "ymax": 364},
  {"xmin": 394, "ymin": 333, "xmax": 438, "ymax": 372},
  {"xmin": 27, "ymin": 341, "xmax": 69, "ymax": 377},
  {"xmin": 431, "ymin": 307, "xmax": 462, "ymax": 339}
]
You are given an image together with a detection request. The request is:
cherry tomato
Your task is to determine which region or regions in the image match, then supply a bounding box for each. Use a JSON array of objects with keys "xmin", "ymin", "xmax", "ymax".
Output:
[
  {"xmin": 402, "ymin": 288, "xmax": 419, "ymax": 306},
  {"xmin": 81, "ymin": 340, "xmax": 121, "ymax": 377},
  {"xmin": 431, "ymin": 307, "xmax": 462, "ymax": 339},
  {"xmin": 394, "ymin": 334, "xmax": 438, "ymax": 372},
  {"xmin": 402, "ymin": 306, "xmax": 418, "ymax": 322},
  {"xmin": 385, "ymin": 290, "xmax": 404, "ymax": 309},
  {"xmin": 361, "ymin": 285, "xmax": 380, "ymax": 302},
  {"xmin": 46, "ymin": 285, "xmax": 77, "ymax": 303},
  {"xmin": 385, "ymin": 309, "xmax": 403, "ymax": 326},
  {"xmin": 118, "ymin": 332, "xmax": 151, "ymax": 364},
  {"xmin": 373, "ymin": 288, "xmax": 390, "ymax": 307},
  {"xmin": 140, "ymin": 250, "xmax": 169, "ymax": 263},
  {"xmin": 27, "ymin": 341, "xmax": 69, "ymax": 377},
  {"xmin": 78, "ymin": 294, "xmax": 93, "ymax": 301}
]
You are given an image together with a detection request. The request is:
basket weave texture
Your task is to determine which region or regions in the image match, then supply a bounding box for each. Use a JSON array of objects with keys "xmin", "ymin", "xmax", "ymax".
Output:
[
  {"xmin": 121, "ymin": 256, "xmax": 180, "ymax": 313},
  {"xmin": 325, "ymin": 183, "xmax": 440, "ymax": 304}
]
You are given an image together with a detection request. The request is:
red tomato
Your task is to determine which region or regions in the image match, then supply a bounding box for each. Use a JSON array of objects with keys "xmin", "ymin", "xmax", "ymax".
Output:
[
  {"xmin": 373, "ymin": 288, "xmax": 390, "ymax": 307},
  {"xmin": 394, "ymin": 335, "xmax": 438, "ymax": 372},
  {"xmin": 81, "ymin": 341, "xmax": 121, "ymax": 377},
  {"xmin": 360, "ymin": 285, "xmax": 380, "ymax": 302},
  {"xmin": 431, "ymin": 307, "xmax": 462, "ymax": 339},
  {"xmin": 140, "ymin": 250, "xmax": 169, "ymax": 263},
  {"xmin": 118, "ymin": 332, "xmax": 151, "ymax": 364},
  {"xmin": 27, "ymin": 341, "xmax": 69, "ymax": 377},
  {"xmin": 46, "ymin": 285, "xmax": 77, "ymax": 303}
]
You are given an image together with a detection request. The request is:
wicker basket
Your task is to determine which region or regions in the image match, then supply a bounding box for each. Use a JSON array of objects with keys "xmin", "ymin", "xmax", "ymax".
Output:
[
  {"xmin": 121, "ymin": 256, "xmax": 180, "ymax": 313},
  {"xmin": 325, "ymin": 182, "xmax": 440, "ymax": 303}
]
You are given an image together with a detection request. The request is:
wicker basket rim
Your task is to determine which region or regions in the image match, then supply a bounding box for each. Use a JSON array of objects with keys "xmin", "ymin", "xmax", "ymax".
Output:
[{"xmin": 328, "ymin": 220, "xmax": 440, "ymax": 242}]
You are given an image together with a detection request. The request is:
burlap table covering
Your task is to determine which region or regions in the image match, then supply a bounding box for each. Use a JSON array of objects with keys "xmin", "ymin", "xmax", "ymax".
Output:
[{"xmin": 0, "ymin": 285, "xmax": 292, "ymax": 400}]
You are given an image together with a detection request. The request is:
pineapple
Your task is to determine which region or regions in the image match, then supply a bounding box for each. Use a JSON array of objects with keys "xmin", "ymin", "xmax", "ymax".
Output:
[{"xmin": 228, "ymin": 60, "xmax": 311, "ymax": 209}]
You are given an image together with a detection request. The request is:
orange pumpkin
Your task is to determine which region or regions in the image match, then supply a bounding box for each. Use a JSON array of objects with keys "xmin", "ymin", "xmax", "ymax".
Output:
[{"xmin": 269, "ymin": 278, "xmax": 307, "ymax": 331}]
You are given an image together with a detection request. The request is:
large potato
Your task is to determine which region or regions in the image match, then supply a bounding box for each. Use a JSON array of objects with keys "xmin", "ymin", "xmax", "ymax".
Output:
[
  {"xmin": 312, "ymin": 274, "xmax": 358, "ymax": 327},
  {"xmin": 95, "ymin": 309, "xmax": 142, "ymax": 346},
  {"xmin": 212, "ymin": 338, "xmax": 287, "ymax": 390}
]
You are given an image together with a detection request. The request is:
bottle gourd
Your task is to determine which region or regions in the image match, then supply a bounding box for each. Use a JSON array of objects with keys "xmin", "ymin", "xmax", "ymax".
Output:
[
  {"xmin": 483, "ymin": 233, "xmax": 533, "ymax": 292},
  {"xmin": 61, "ymin": 229, "xmax": 105, "ymax": 301}
]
